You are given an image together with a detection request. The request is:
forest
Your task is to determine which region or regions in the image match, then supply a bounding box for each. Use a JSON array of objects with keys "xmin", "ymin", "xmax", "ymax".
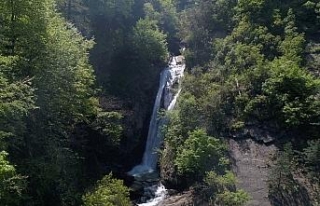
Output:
[{"xmin": 0, "ymin": 0, "xmax": 320, "ymax": 205}]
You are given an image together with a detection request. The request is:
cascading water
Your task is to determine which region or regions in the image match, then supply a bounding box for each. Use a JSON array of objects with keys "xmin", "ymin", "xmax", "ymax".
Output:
[
  {"xmin": 128, "ymin": 56, "xmax": 185, "ymax": 205},
  {"xmin": 129, "ymin": 56, "xmax": 185, "ymax": 176}
]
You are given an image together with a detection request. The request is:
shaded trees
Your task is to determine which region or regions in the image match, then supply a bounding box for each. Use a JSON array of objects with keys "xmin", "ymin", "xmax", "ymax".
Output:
[
  {"xmin": 0, "ymin": 66, "xmax": 34, "ymax": 205},
  {"xmin": 0, "ymin": 0, "xmax": 110, "ymax": 205},
  {"xmin": 0, "ymin": 0, "xmax": 176, "ymax": 205},
  {"xmin": 132, "ymin": 18, "xmax": 168, "ymax": 64}
]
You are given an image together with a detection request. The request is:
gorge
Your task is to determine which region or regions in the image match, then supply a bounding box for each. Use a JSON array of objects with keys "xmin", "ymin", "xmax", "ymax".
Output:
[{"xmin": 1, "ymin": 1, "xmax": 320, "ymax": 205}]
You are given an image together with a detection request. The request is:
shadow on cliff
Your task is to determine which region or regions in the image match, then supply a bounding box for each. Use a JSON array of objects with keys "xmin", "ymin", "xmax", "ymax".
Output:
[{"xmin": 269, "ymin": 177, "xmax": 312, "ymax": 206}]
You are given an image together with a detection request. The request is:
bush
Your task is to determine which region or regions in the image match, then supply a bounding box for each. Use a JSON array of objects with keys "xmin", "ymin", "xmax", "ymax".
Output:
[
  {"xmin": 82, "ymin": 173, "xmax": 130, "ymax": 206},
  {"xmin": 216, "ymin": 190, "xmax": 250, "ymax": 206},
  {"xmin": 174, "ymin": 129, "xmax": 228, "ymax": 179},
  {"xmin": 262, "ymin": 58, "xmax": 320, "ymax": 127}
]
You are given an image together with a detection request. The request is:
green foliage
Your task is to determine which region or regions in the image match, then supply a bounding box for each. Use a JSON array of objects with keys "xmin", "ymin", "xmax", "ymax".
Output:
[
  {"xmin": 173, "ymin": 2, "xmax": 320, "ymax": 203},
  {"xmin": 133, "ymin": 18, "xmax": 168, "ymax": 63},
  {"xmin": 0, "ymin": 0, "xmax": 118, "ymax": 205},
  {"xmin": 0, "ymin": 59, "xmax": 33, "ymax": 205},
  {"xmin": 268, "ymin": 143, "xmax": 295, "ymax": 193},
  {"xmin": 0, "ymin": 151, "xmax": 26, "ymax": 206},
  {"xmin": 179, "ymin": 0, "xmax": 236, "ymax": 66},
  {"xmin": 262, "ymin": 58, "xmax": 320, "ymax": 126},
  {"xmin": 279, "ymin": 9, "xmax": 305, "ymax": 63},
  {"xmin": 144, "ymin": 0, "xmax": 179, "ymax": 52},
  {"xmin": 203, "ymin": 168, "xmax": 249, "ymax": 205},
  {"xmin": 0, "ymin": 0, "xmax": 175, "ymax": 204},
  {"xmin": 0, "ymin": 0, "xmax": 48, "ymax": 77},
  {"xmin": 204, "ymin": 170, "xmax": 236, "ymax": 191},
  {"xmin": 20, "ymin": 5, "xmax": 101, "ymax": 204},
  {"xmin": 178, "ymin": 92, "xmax": 200, "ymax": 134},
  {"xmin": 162, "ymin": 111, "xmax": 247, "ymax": 204},
  {"xmin": 303, "ymin": 140, "xmax": 320, "ymax": 181},
  {"xmin": 82, "ymin": 173, "xmax": 130, "ymax": 206},
  {"xmin": 89, "ymin": 0, "xmax": 134, "ymax": 19},
  {"xmin": 0, "ymin": 71, "xmax": 34, "ymax": 143},
  {"xmin": 179, "ymin": 0, "xmax": 320, "ymax": 139},
  {"xmin": 175, "ymin": 129, "xmax": 228, "ymax": 178},
  {"xmin": 90, "ymin": 112, "xmax": 123, "ymax": 145},
  {"xmin": 216, "ymin": 190, "xmax": 250, "ymax": 206},
  {"xmin": 2, "ymin": 0, "xmax": 320, "ymax": 204},
  {"xmin": 37, "ymin": 13, "xmax": 98, "ymax": 124}
]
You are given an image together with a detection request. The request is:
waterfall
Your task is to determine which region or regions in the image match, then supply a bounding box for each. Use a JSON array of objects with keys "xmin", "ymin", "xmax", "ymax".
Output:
[
  {"xmin": 128, "ymin": 55, "xmax": 185, "ymax": 176},
  {"xmin": 128, "ymin": 56, "xmax": 185, "ymax": 206}
]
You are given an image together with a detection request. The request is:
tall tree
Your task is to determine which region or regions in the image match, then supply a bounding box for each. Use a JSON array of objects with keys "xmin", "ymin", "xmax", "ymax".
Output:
[{"xmin": 0, "ymin": 0, "xmax": 103, "ymax": 205}]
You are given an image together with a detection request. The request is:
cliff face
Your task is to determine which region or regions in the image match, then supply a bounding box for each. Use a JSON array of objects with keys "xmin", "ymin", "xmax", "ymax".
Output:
[
  {"xmin": 99, "ymin": 73, "xmax": 162, "ymax": 171},
  {"xmin": 229, "ymin": 139, "xmax": 276, "ymax": 206}
]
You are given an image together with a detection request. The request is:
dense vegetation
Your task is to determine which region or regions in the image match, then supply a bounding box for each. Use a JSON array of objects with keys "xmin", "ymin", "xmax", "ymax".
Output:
[
  {"xmin": 1, "ymin": 0, "xmax": 320, "ymax": 205},
  {"xmin": 0, "ymin": 0, "xmax": 169, "ymax": 205},
  {"xmin": 160, "ymin": 0, "xmax": 320, "ymax": 205}
]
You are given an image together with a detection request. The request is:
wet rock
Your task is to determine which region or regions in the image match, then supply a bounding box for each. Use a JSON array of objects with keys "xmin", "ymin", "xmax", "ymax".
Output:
[
  {"xmin": 167, "ymin": 189, "xmax": 178, "ymax": 196},
  {"xmin": 159, "ymin": 191, "xmax": 196, "ymax": 206},
  {"xmin": 134, "ymin": 171, "xmax": 160, "ymax": 183},
  {"xmin": 130, "ymin": 171, "xmax": 164, "ymax": 203},
  {"xmin": 140, "ymin": 196, "xmax": 148, "ymax": 203},
  {"xmin": 131, "ymin": 181, "xmax": 144, "ymax": 192}
]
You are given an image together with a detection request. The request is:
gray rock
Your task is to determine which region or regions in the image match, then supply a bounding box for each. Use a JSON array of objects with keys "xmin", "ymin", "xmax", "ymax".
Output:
[{"xmin": 229, "ymin": 138, "xmax": 277, "ymax": 206}]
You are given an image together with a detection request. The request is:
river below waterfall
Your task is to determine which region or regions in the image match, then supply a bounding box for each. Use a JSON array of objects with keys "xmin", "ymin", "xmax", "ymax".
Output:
[
  {"xmin": 129, "ymin": 56, "xmax": 185, "ymax": 205},
  {"xmin": 138, "ymin": 183, "xmax": 167, "ymax": 206}
]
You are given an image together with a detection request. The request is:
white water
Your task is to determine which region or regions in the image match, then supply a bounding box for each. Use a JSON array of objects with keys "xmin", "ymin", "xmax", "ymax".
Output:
[
  {"xmin": 138, "ymin": 183, "xmax": 167, "ymax": 206},
  {"xmin": 129, "ymin": 56, "xmax": 185, "ymax": 176},
  {"xmin": 129, "ymin": 56, "xmax": 185, "ymax": 206}
]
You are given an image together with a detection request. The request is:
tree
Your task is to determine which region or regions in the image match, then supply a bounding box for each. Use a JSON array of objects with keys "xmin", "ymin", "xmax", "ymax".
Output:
[
  {"xmin": 303, "ymin": 140, "xmax": 320, "ymax": 181},
  {"xmin": 0, "ymin": 152, "xmax": 27, "ymax": 206},
  {"xmin": 175, "ymin": 129, "xmax": 228, "ymax": 179},
  {"xmin": 132, "ymin": 18, "xmax": 168, "ymax": 64},
  {"xmin": 262, "ymin": 58, "xmax": 320, "ymax": 127},
  {"xmin": 178, "ymin": 0, "xmax": 236, "ymax": 66},
  {"xmin": 268, "ymin": 143, "xmax": 295, "ymax": 193},
  {"xmin": 56, "ymin": 0, "xmax": 91, "ymax": 36},
  {"xmin": 143, "ymin": 0, "xmax": 179, "ymax": 52},
  {"xmin": 0, "ymin": 0, "xmax": 48, "ymax": 77},
  {"xmin": 0, "ymin": 0, "xmax": 103, "ymax": 205},
  {"xmin": 0, "ymin": 66, "xmax": 34, "ymax": 144},
  {"xmin": 0, "ymin": 62, "xmax": 33, "ymax": 205},
  {"xmin": 178, "ymin": 92, "xmax": 201, "ymax": 134},
  {"xmin": 22, "ymin": 5, "xmax": 100, "ymax": 205},
  {"xmin": 82, "ymin": 173, "xmax": 130, "ymax": 206}
]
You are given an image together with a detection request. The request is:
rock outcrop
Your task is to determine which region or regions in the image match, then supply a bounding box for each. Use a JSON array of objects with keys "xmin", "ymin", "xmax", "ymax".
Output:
[{"xmin": 229, "ymin": 138, "xmax": 277, "ymax": 206}]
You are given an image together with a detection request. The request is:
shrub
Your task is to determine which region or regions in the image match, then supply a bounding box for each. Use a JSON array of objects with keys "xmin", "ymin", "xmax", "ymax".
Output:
[
  {"xmin": 174, "ymin": 129, "xmax": 228, "ymax": 179},
  {"xmin": 82, "ymin": 173, "xmax": 130, "ymax": 206}
]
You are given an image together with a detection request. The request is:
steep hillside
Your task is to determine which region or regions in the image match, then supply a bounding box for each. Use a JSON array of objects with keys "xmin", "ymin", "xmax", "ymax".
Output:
[
  {"xmin": 160, "ymin": 0, "xmax": 320, "ymax": 205},
  {"xmin": 1, "ymin": 0, "xmax": 320, "ymax": 205}
]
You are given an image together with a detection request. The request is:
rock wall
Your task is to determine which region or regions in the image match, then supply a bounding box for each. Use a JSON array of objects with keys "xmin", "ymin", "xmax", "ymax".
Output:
[{"xmin": 229, "ymin": 138, "xmax": 277, "ymax": 206}]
